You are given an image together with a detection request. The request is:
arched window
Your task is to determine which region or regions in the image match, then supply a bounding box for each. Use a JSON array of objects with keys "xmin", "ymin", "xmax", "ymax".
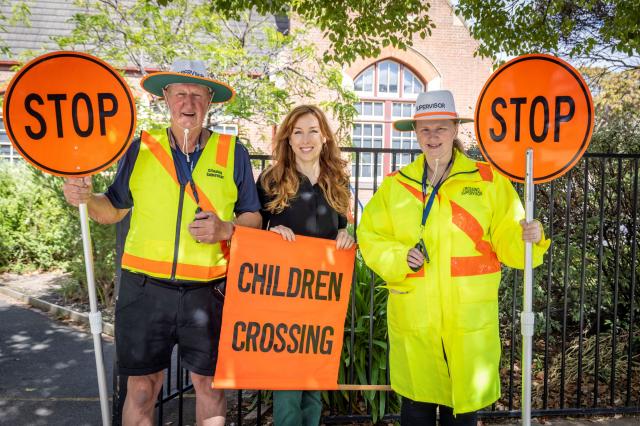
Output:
[{"xmin": 352, "ymin": 60, "xmax": 425, "ymax": 178}]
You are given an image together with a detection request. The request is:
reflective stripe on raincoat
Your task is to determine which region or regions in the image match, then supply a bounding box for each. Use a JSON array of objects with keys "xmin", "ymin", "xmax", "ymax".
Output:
[{"xmin": 357, "ymin": 150, "xmax": 550, "ymax": 414}]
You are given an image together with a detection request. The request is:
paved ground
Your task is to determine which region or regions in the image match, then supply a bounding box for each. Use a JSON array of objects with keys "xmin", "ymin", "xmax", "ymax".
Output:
[
  {"xmin": 0, "ymin": 291, "xmax": 243, "ymax": 426},
  {"xmin": 0, "ymin": 292, "xmax": 115, "ymax": 425}
]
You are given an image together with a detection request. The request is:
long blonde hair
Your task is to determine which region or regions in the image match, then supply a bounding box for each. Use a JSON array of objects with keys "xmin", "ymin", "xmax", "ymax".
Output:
[{"xmin": 260, "ymin": 105, "xmax": 351, "ymax": 216}]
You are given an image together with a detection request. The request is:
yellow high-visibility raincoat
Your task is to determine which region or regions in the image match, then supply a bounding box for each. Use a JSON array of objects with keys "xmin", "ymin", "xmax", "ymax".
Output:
[{"xmin": 357, "ymin": 150, "xmax": 550, "ymax": 414}]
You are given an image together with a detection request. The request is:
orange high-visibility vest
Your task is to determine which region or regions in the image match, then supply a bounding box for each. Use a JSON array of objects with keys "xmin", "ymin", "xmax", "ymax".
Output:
[
  {"xmin": 121, "ymin": 127, "xmax": 237, "ymax": 282},
  {"xmin": 358, "ymin": 151, "xmax": 550, "ymax": 414}
]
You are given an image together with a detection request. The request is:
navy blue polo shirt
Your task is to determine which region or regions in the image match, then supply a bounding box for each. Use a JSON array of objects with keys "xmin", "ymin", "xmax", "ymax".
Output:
[{"xmin": 105, "ymin": 134, "xmax": 260, "ymax": 214}]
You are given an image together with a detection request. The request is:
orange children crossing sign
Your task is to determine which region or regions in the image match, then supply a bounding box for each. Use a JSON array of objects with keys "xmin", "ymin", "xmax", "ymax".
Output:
[
  {"xmin": 474, "ymin": 54, "xmax": 594, "ymax": 183},
  {"xmin": 3, "ymin": 51, "xmax": 136, "ymax": 176}
]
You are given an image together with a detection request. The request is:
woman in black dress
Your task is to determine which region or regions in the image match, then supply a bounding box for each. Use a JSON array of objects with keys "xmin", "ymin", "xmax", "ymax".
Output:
[{"xmin": 256, "ymin": 104, "xmax": 354, "ymax": 425}]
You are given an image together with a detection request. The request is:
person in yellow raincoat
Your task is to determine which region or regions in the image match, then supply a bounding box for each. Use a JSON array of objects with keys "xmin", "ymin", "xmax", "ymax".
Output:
[{"xmin": 357, "ymin": 89, "xmax": 550, "ymax": 425}]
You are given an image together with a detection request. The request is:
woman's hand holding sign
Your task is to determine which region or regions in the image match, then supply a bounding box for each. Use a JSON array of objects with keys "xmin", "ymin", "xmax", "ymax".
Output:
[
  {"xmin": 520, "ymin": 219, "xmax": 543, "ymax": 244},
  {"xmin": 270, "ymin": 226, "xmax": 354, "ymax": 250},
  {"xmin": 269, "ymin": 224, "xmax": 296, "ymax": 242},
  {"xmin": 335, "ymin": 229, "xmax": 355, "ymax": 250}
]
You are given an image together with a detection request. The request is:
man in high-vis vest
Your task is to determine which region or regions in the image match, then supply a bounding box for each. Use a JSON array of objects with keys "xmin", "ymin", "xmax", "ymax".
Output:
[
  {"xmin": 63, "ymin": 59, "xmax": 262, "ymax": 426},
  {"xmin": 357, "ymin": 90, "xmax": 550, "ymax": 425}
]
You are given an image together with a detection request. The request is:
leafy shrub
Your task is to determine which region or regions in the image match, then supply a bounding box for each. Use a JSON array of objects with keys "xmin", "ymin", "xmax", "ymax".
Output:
[
  {"xmin": 0, "ymin": 163, "xmax": 117, "ymax": 305},
  {"xmin": 0, "ymin": 163, "xmax": 76, "ymax": 271}
]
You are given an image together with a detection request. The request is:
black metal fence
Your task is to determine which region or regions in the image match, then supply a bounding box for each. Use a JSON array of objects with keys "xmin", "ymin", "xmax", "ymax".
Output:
[{"xmin": 113, "ymin": 148, "xmax": 640, "ymax": 424}]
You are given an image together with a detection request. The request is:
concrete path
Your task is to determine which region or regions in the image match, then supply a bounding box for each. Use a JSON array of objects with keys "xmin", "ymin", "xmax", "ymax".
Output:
[{"xmin": 0, "ymin": 293, "xmax": 115, "ymax": 425}]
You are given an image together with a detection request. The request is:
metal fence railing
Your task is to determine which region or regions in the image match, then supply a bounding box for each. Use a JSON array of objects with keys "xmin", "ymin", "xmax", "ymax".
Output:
[{"xmin": 113, "ymin": 148, "xmax": 640, "ymax": 424}]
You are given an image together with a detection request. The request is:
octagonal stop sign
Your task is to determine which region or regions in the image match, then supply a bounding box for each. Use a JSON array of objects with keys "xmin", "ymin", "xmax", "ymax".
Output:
[
  {"xmin": 475, "ymin": 54, "xmax": 594, "ymax": 183},
  {"xmin": 3, "ymin": 51, "xmax": 136, "ymax": 177}
]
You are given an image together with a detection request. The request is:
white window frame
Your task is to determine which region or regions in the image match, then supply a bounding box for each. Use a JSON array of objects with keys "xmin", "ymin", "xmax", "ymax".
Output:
[
  {"xmin": 352, "ymin": 122, "xmax": 384, "ymax": 179},
  {"xmin": 355, "ymin": 101, "xmax": 384, "ymax": 120},
  {"xmin": 211, "ymin": 123, "xmax": 238, "ymax": 136}
]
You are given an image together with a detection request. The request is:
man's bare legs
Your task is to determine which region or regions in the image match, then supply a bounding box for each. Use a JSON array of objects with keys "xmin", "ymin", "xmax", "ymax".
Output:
[
  {"xmin": 191, "ymin": 372, "xmax": 226, "ymax": 426},
  {"xmin": 123, "ymin": 372, "xmax": 164, "ymax": 426}
]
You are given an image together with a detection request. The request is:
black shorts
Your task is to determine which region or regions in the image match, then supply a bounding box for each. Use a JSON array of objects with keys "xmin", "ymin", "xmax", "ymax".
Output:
[{"xmin": 115, "ymin": 270, "xmax": 225, "ymax": 377}]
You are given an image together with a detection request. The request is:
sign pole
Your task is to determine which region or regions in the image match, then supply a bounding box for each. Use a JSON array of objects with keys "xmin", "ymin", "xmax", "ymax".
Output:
[
  {"xmin": 79, "ymin": 203, "xmax": 111, "ymax": 426},
  {"xmin": 521, "ymin": 149, "xmax": 534, "ymax": 426},
  {"xmin": 3, "ymin": 52, "xmax": 136, "ymax": 425}
]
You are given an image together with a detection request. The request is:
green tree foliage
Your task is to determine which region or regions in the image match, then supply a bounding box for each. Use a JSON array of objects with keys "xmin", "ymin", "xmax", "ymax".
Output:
[
  {"xmin": 157, "ymin": 0, "xmax": 436, "ymax": 64},
  {"xmin": 456, "ymin": 0, "xmax": 640, "ymax": 70},
  {"xmin": 55, "ymin": 0, "xmax": 357, "ymax": 145},
  {"xmin": 584, "ymin": 68, "xmax": 640, "ymax": 152},
  {"xmin": 152, "ymin": 1, "xmax": 639, "ymax": 70}
]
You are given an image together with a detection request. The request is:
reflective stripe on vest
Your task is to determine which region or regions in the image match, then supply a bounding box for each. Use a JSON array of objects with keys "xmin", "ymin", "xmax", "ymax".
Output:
[{"xmin": 122, "ymin": 128, "xmax": 237, "ymax": 281}]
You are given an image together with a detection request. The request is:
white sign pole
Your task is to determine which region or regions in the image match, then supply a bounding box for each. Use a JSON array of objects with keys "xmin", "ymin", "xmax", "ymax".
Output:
[
  {"xmin": 79, "ymin": 202, "xmax": 111, "ymax": 426},
  {"xmin": 521, "ymin": 148, "xmax": 535, "ymax": 426}
]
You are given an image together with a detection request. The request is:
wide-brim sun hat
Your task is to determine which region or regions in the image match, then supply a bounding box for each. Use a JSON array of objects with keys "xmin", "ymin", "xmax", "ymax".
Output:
[
  {"xmin": 393, "ymin": 89, "xmax": 473, "ymax": 132},
  {"xmin": 140, "ymin": 59, "xmax": 235, "ymax": 103}
]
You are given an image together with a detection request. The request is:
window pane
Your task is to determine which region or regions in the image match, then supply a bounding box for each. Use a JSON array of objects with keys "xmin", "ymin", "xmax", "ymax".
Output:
[
  {"xmin": 354, "ymin": 124, "xmax": 362, "ymax": 135},
  {"xmin": 374, "ymin": 124, "xmax": 383, "ymax": 137},
  {"xmin": 362, "ymin": 165, "xmax": 371, "ymax": 177},
  {"xmin": 388, "ymin": 62, "xmax": 399, "ymax": 93},
  {"xmin": 363, "ymin": 68, "xmax": 373, "ymax": 91},
  {"xmin": 364, "ymin": 102, "xmax": 372, "ymax": 116},
  {"xmin": 392, "ymin": 103, "xmax": 401, "ymax": 117},
  {"xmin": 212, "ymin": 124, "xmax": 238, "ymax": 135},
  {"xmin": 374, "ymin": 102, "xmax": 383, "ymax": 116},
  {"xmin": 363, "ymin": 153, "xmax": 371, "ymax": 163},
  {"xmin": 374, "ymin": 138, "xmax": 383, "ymax": 148},
  {"xmin": 403, "ymin": 69, "xmax": 424, "ymax": 96},
  {"xmin": 355, "ymin": 66, "xmax": 374, "ymax": 93},
  {"xmin": 379, "ymin": 62, "xmax": 388, "ymax": 93},
  {"xmin": 403, "ymin": 70, "xmax": 413, "ymax": 94},
  {"xmin": 363, "ymin": 125, "xmax": 372, "ymax": 137}
]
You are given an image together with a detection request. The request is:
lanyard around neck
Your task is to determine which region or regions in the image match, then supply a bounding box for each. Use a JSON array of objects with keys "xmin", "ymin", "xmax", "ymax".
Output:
[
  {"xmin": 168, "ymin": 128, "xmax": 206, "ymax": 210},
  {"xmin": 420, "ymin": 156, "xmax": 453, "ymax": 227}
]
